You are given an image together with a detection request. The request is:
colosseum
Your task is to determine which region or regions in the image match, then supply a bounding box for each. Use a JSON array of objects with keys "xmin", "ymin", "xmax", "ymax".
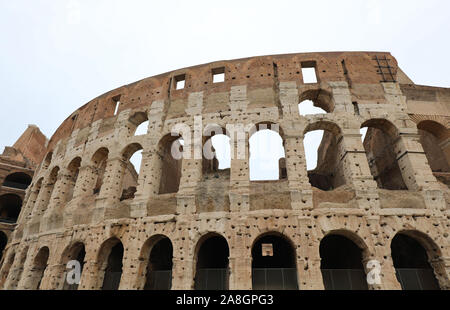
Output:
[{"xmin": 0, "ymin": 51, "xmax": 449, "ymax": 291}]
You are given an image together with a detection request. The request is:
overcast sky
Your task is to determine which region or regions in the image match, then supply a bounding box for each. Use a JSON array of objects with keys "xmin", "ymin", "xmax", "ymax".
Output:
[{"xmin": 1, "ymin": 0, "xmax": 449, "ymax": 178}]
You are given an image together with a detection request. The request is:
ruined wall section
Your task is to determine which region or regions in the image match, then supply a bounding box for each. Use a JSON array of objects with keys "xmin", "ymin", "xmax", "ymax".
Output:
[{"xmin": 1, "ymin": 52, "xmax": 449, "ymax": 290}]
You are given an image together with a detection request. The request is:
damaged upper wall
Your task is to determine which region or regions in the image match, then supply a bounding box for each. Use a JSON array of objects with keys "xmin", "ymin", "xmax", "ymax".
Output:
[
  {"xmin": 46, "ymin": 51, "xmax": 405, "ymax": 151},
  {"xmin": 3, "ymin": 125, "xmax": 48, "ymax": 170}
]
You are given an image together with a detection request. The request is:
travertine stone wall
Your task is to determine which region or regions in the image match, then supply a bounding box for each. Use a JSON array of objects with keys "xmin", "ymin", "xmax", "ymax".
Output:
[{"xmin": 1, "ymin": 52, "xmax": 449, "ymax": 290}]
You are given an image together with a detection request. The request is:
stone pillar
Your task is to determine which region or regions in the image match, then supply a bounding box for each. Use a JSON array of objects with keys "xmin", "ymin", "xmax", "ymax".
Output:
[
  {"xmin": 229, "ymin": 130, "xmax": 250, "ymax": 212},
  {"xmin": 177, "ymin": 128, "xmax": 202, "ymax": 215},
  {"xmin": 279, "ymin": 81, "xmax": 299, "ymax": 119},
  {"xmin": 92, "ymin": 157, "xmax": 129, "ymax": 221},
  {"xmin": 393, "ymin": 131, "xmax": 441, "ymax": 191},
  {"xmin": 131, "ymin": 145, "xmax": 161, "ymax": 218},
  {"xmin": 284, "ymin": 134, "xmax": 313, "ymax": 210},
  {"xmin": 339, "ymin": 131, "xmax": 382, "ymax": 212},
  {"xmin": 228, "ymin": 222, "xmax": 252, "ymax": 290},
  {"xmin": 72, "ymin": 164, "xmax": 97, "ymax": 199},
  {"xmin": 41, "ymin": 168, "xmax": 72, "ymax": 231},
  {"xmin": 171, "ymin": 257, "xmax": 195, "ymax": 290}
]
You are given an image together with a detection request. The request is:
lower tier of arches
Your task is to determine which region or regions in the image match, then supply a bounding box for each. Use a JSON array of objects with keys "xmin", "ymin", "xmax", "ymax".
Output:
[{"xmin": 1, "ymin": 211, "xmax": 449, "ymax": 290}]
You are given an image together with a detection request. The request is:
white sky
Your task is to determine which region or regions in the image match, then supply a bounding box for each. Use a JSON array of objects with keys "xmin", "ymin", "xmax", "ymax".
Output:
[{"xmin": 1, "ymin": 0, "xmax": 449, "ymax": 177}]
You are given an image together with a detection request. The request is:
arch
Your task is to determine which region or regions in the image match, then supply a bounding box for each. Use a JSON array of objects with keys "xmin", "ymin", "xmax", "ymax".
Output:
[
  {"xmin": 391, "ymin": 231, "xmax": 444, "ymax": 290},
  {"xmin": 304, "ymin": 121, "xmax": 345, "ymax": 191},
  {"xmin": 417, "ymin": 120, "xmax": 450, "ymax": 176},
  {"xmin": 417, "ymin": 120, "xmax": 449, "ymax": 141},
  {"xmin": 66, "ymin": 157, "xmax": 81, "ymax": 203},
  {"xmin": 157, "ymin": 134, "xmax": 184, "ymax": 194},
  {"xmin": 194, "ymin": 232, "xmax": 230, "ymax": 290},
  {"xmin": 42, "ymin": 152, "xmax": 53, "ymax": 170},
  {"xmin": 202, "ymin": 125, "xmax": 231, "ymax": 174},
  {"xmin": 91, "ymin": 147, "xmax": 109, "ymax": 195},
  {"xmin": 361, "ymin": 118, "xmax": 399, "ymax": 139},
  {"xmin": 251, "ymin": 232, "xmax": 298, "ymax": 290},
  {"xmin": 97, "ymin": 238, "xmax": 124, "ymax": 290},
  {"xmin": 360, "ymin": 119, "xmax": 407, "ymax": 190},
  {"xmin": 299, "ymin": 89, "xmax": 334, "ymax": 113},
  {"xmin": 120, "ymin": 143, "xmax": 144, "ymax": 201},
  {"xmin": 139, "ymin": 235, "xmax": 173, "ymax": 290},
  {"xmin": 61, "ymin": 242, "xmax": 86, "ymax": 290},
  {"xmin": 320, "ymin": 233, "xmax": 369, "ymax": 290},
  {"xmin": 0, "ymin": 194, "xmax": 22, "ymax": 223},
  {"xmin": 2, "ymin": 172, "xmax": 32, "ymax": 190},
  {"xmin": 31, "ymin": 246, "xmax": 50, "ymax": 290},
  {"xmin": 129, "ymin": 111, "xmax": 149, "ymax": 136},
  {"xmin": 249, "ymin": 122, "xmax": 286, "ymax": 181},
  {"xmin": 298, "ymin": 99, "xmax": 328, "ymax": 116}
]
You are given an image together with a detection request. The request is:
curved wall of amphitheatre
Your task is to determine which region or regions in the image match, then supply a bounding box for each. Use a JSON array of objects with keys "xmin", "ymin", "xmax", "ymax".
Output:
[{"xmin": 1, "ymin": 51, "xmax": 449, "ymax": 290}]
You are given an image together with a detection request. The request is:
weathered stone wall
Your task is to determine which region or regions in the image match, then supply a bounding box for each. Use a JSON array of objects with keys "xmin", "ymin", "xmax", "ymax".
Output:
[{"xmin": 1, "ymin": 52, "xmax": 449, "ymax": 290}]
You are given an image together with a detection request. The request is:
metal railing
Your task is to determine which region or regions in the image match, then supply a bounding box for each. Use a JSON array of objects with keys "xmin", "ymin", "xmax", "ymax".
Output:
[
  {"xmin": 145, "ymin": 270, "xmax": 172, "ymax": 290},
  {"xmin": 2, "ymin": 181, "xmax": 29, "ymax": 190},
  {"xmin": 102, "ymin": 271, "xmax": 122, "ymax": 290},
  {"xmin": 395, "ymin": 268, "xmax": 440, "ymax": 290},
  {"xmin": 195, "ymin": 268, "xmax": 229, "ymax": 290},
  {"xmin": 252, "ymin": 268, "xmax": 298, "ymax": 290},
  {"xmin": 321, "ymin": 269, "xmax": 368, "ymax": 290}
]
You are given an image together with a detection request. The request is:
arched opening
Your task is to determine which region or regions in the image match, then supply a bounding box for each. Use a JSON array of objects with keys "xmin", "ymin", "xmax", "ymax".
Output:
[
  {"xmin": 391, "ymin": 233, "xmax": 441, "ymax": 290},
  {"xmin": 249, "ymin": 124, "xmax": 286, "ymax": 181},
  {"xmin": 299, "ymin": 89, "xmax": 334, "ymax": 113},
  {"xmin": 203, "ymin": 126, "xmax": 231, "ymax": 175},
  {"xmin": 0, "ymin": 231, "xmax": 7, "ymax": 262},
  {"xmin": 320, "ymin": 234, "xmax": 368, "ymax": 290},
  {"xmin": 143, "ymin": 236, "xmax": 173, "ymax": 290},
  {"xmin": 31, "ymin": 247, "xmax": 49, "ymax": 290},
  {"xmin": 361, "ymin": 119, "xmax": 407, "ymax": 190},
  {"xmin": 194, "ymin": 234, "xmax": 230, "ymax": 290},
  {"xmin": 42, "ymin": 152, "xmax": 53, "ymax": 170},
  {"xmin": 99, "ymin": 239, "xmax": 123, "ymax": 290},
  {"xmin": 62, "ymin": 243, "xmax": 86, "ymax": 290},
  {"xmin": 2, "ymin": 172, "xmax": 32, "ymax": 190},
  {"xmin": 65, "ymin": 157, "xmax": 81, "ymax": 203},
  {"xmin": 304, "ymin": 122, "xmax": 345, "ymax": 191},
  {"xmin": 9, "ymin": 247, "xmax": 28, "ymax": 290},
  {"xmin": 298, "ymin": 99, "xmax": 328, "ymax": 116},
  {"xmin": 158, "ymin": 135, "xmax": 184, "ymax": 194},
  {"xmin": 27, "ymin": 178, "xmax": 43, "ymax": 217},
  {"xmin": 0, "ymin": 194, "xmax": 22, "ymax": 223},
  {"xmin": 417, "ymin": 121, "xmax": 450, "ymax": 185},
  {"xmin": 91, "ymin": 148, "xmax": 109, "ymax": 195},
  {"xmin": 37, "ymin": 167, "xmax": 59, "ymax": 215},
  {"xmin": 252, "ymin": 233, "xmax": 298, "ymax": 290},
  {"xmin": 120, "ymin": 143, "xmax": 143, "ymax": 201},
  {"xmin": 129, "ymin": 111, "xmax": 149, "ymax": 136}
]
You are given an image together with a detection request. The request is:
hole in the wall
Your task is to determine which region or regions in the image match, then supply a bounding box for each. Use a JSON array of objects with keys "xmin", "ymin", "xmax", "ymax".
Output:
[
  {"xmin": 175, "ymin": 74, "xmax": 186, "ymax": 90},
  {"xmin": 212, "ymin": 67, "xmax": 225, "ymax": 83},
  {"xmin": 249, "ymin": 129, "xmax": 286, "ymax": 181},
  {"xmin": 135, "ymin": 121, "xmax": 149, "ymax": 136},
  {"xmin": 304, "ymin": 130, "xmax": 324, "ymax": 171},
  {"xmin": 301, "ymin": 61, "xmax": 318, "ymax": 84},
  {"xmin": 299, "ymin": 100, "xmax": 327, "ymax": 116}
]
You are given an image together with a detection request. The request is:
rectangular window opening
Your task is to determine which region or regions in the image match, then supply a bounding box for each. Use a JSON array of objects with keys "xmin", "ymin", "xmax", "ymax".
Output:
[
  {"xmin": 212, "ymin": 67, "xmax": 225, "ymax": 83},
  {"xmin": 301, "ymin": 61, "xmax": 318, "ymax": 84},
  {"xmin": 175, "ymin": 74, "xmax": 186, "ymax": 90},
  {"xmin": 112, "ymin": 95, "xmax": 121, "ymax": 116}
]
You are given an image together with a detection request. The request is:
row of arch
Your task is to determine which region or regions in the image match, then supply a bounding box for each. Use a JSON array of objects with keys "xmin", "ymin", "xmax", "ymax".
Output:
[
  {"xmin": 4, "ymin": 229, "xmax": 444, "ymax": 290},
  {"xmin": 27, "ymin": 116, "xmax": 449, "ymax": 220}
]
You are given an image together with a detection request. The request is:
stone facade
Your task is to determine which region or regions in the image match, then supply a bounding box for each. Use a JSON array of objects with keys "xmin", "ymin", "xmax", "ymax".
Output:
[{"xmin": 0, "ymin": 52, "xmax": 449, "ymax": 290}]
